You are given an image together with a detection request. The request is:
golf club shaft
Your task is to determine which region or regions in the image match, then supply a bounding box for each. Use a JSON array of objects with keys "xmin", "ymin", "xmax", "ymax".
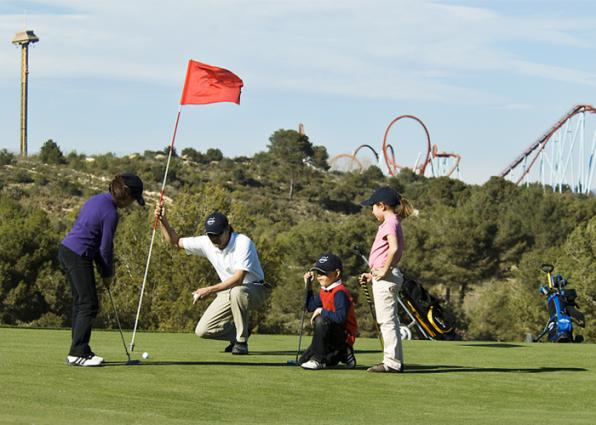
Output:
[
  {"xmin": 107, "ymin": 285, "xmax": 131, "ymax": 359},
  {"xmin": 295, "ymin": 277, "xmax": 312, "ymax": 362},
  {"xmin": 362, "ymin": 282, "xmax": 384, "ymax": 349},
  {"xmin": 353, "ymin": 246, "xmax": 384, "ymax": 349}
]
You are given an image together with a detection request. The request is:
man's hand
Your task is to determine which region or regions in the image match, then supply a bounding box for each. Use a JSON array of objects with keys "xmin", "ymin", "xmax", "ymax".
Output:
[
  {"xmin": 303, "ymin": 271, "xmax": 314, "ymax": 285},
  {"xmin": 310, "ymin": 307, "xmax": 323, "ymax": 325},
  {"xmin": 154, "ymin": 202, "xmax": 164, "ymax": 223},
  {"xmin": 192, "ymin": 287, "xmax": 212, "ymax": 304}
]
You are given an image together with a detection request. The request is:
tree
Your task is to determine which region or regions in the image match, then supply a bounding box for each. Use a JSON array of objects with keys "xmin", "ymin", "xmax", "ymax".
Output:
[
  {"xmin": 310, "ymin": 145, "xmax": 330, "ymax": 170},
  {"xmin": 181, "ymin": 147, "xmax": 205, "ymax": 163},
  {"xmin": 267, "ymin": 129, "xmax": 315, "ymax": 199},
  {"xmin": 205, "ymin": 148, "xmax": 223, "ymax": 162},
  {"xmin": 557, "ymin": 216, "xmax": 596, "ymax": 341},
  {"xmin": 39, "ymin": 139, "xmax": 64, "ymax": 164},
  {"xmin": 0, "ymin": 149, "xmax": 16, "ymax": 166}
]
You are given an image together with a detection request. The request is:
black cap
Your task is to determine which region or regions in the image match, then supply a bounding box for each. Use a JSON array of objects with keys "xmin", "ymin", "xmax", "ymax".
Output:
[
  {"xmin": 204, "ymin": 212, "xmax": 229, "ymax": 235},
  {"xmin": 360, "ymin": 186, "xmax": 401, "ymax": 207},
  {"xmin": 310, "ymin": 253, "xmax": 343, "ymax": 274},
  {"xmin": 121, "ymin": 173, "xmax": 145, "ymax": 206}
]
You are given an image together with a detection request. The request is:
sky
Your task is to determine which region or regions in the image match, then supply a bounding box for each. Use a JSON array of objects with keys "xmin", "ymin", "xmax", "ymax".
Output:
[{"xmin": 1, "ymin": 0, "xmax": 595, "ymax": 185}]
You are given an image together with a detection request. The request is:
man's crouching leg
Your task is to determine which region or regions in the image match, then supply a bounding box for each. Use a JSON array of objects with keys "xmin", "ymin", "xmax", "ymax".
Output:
[
  {"xmin": 229, "ymin": 284, "xmax": 269, "ymax": 354},
  {"xmin": 194, "ymin": 292, "xmax": 235, "ymax": 341}
]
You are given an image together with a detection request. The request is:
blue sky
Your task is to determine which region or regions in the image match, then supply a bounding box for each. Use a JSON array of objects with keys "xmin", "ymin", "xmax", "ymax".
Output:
[{"xmin": 1, "ymin": 0, "xmax": 595, "ymax": 184}]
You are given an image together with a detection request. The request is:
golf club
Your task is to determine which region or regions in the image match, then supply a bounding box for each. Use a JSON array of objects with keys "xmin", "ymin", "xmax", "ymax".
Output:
[
  {"xmin": 107, "ymin": 284, "xmax": 141, "ymax": 365},
  {"xmin": 353, "ymin": 246, "xmax": 384, "ymax": 349},
  {"xmin": 287, "ymin": 276, "xmax": 312, "ymax": 366}
]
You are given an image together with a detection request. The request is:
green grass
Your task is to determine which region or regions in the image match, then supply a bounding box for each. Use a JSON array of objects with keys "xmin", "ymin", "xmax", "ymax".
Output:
[{"xmin": 0, "ymin": 328, "xmax": 593, "ymax": 425}]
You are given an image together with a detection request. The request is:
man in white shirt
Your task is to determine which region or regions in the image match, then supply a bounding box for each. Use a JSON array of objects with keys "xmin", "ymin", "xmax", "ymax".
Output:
[{"xmin": 155, "ymin": 206, "xmax": 270, "ymax": 355}]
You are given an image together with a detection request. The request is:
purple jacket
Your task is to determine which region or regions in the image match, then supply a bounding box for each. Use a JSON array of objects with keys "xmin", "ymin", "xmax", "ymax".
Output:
[{"xmin": 61, "ymin": 192, "xmax": 118, "ymax": 278}]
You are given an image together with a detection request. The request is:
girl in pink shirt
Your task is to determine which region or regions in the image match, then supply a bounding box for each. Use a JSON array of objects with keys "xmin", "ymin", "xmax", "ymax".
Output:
[{"xmin": 359, "ymin": 186, "xmax": 414, "ymax": 373}]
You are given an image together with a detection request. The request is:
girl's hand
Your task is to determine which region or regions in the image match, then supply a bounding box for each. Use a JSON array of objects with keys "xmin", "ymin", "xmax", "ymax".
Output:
[
  {"xmin": 310, "ymin": 307, "xmax": 323, "ymax": 325},
  {"xmin": 371, "ymin": 268, "xmax": 387, "ymax": 281},
  {"xmin": 359, "ymin": 273, "xmax": 372, "ymax": 285}
]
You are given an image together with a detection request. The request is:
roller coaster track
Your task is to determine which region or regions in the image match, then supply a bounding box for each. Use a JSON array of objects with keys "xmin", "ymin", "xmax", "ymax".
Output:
[
  {"xmin": 382, "ymin": 115, "xmax": 432, "ymax": 176},
  {"xmin": 500, "ymin": 104, "xmax": 596, "ymax": 192},
  {"xmin": 330, "ymin": 115, "xmax": 462, "ymax": 178}
]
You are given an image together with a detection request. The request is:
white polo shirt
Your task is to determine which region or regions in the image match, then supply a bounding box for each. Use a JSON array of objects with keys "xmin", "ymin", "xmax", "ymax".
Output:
[{"xmin": 180, "ymin": 232, "xmax": 265, "ymax": 284}]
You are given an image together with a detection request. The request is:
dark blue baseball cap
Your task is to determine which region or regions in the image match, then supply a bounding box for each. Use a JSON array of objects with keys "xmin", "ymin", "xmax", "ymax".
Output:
[
  {"xmin": 360, "ymin": 186, "xmax": 401, "ymax": 207},
  {"xmin": 204, "ymin": 212, "xmax": 229, "ymax": 235},
  {"xmin": 310, "ymin": 253, "xmax": 343, "ymax": 274},
  {"xmin": 120, "ymin": 172, "xmax": 145, "ymax": 206}
]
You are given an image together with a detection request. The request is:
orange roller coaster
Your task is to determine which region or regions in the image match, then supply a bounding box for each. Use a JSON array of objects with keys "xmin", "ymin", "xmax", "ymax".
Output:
[
  {"xmin": 382, "ymin": 115, "xmax": 432, "ymax": 176},
  {"xmin": 428, "ymin": 144, "xmax": 461, "ymax": 178},
  {"xmin": 329, "ymin": 115, "xmax": 462, "ymax": 178}
]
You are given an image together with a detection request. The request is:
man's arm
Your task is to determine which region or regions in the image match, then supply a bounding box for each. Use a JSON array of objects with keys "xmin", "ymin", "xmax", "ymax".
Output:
[
  {"xmin": 155, "ymin": 204, "xmax": 184, "ymax": 249},
  {"xmin": 192, "ymin": 269, "xmax": 248, "ymax": 303}
]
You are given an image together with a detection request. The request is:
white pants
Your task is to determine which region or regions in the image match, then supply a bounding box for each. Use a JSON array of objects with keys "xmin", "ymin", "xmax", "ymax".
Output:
[
  {"xmin": 195, "ymin": 283, "xmax": 270, "ymax": 343},
  {"xmin": 372, "ymin": 268, "xmax": 404, "ymax": 369}
]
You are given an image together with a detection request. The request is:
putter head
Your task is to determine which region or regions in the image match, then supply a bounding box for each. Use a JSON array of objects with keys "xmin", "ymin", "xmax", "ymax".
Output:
[
  {"xmin": 541, "ymin": 263, "xmax": 554, "ymax": 273},
  {"xmin": 286, "ymin": 360, "xmax": 299, "ymax": 366},
  {"xmin": 126, "ymin": 359, "xmax": 142, "ymax": 365}
]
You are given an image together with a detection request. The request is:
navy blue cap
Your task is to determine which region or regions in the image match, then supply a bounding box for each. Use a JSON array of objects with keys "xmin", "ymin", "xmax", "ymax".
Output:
[
  {"xmin": 120, "ymin": 173, "xmax": 145, "ymax": 206},
  {"xmin": 360, "ymin": 186, "xmax": 401, "ymax": 207},
  {"xmin": 204, "ymin": 212, "xmax": 229, "ymax": 235},
  {"xmin": 310, "ymin": 253, "xmax": 343, "ymax": 274}
]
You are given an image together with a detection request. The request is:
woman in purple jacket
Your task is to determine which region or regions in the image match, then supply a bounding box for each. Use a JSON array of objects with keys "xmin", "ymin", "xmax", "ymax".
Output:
[{"xmin": 59, "ymin": 173, "xmax": 145, "ymax": 367}]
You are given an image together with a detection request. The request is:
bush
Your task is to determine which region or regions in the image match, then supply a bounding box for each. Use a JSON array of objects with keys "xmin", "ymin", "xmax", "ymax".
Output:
[
  {"xmin": 39, "ymin": 140, "xmax": 65, "ymax": 164},
  {"xmin": 0, "ymin": 149, "xmax": 16, "ymax": 165}
]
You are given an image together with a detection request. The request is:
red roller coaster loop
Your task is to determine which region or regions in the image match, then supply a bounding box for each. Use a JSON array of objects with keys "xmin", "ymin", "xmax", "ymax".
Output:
[{"xmin": 382, "ymin": 115, "xmax": 432, "ymax": 176}]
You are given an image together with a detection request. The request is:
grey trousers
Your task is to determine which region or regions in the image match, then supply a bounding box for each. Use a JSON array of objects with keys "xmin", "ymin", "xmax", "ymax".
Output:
[{"xmin": 195, "ymin": 283, "xmax": 270, "ymax": 343}]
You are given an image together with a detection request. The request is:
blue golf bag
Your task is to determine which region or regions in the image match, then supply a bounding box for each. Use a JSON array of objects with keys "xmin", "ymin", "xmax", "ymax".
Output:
[{"xmin": 534, "ymin": 264, "xmax": 585, "ymax": 343}]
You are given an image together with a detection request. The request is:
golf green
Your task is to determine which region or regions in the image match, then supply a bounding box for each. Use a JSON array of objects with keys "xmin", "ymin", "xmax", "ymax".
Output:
[{"xmin": 0, "ymin": 328, "xmax": 593, "ymax": 424}]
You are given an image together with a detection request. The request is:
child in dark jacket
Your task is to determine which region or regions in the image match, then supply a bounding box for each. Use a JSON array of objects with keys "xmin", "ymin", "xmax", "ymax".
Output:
[{"xmin": 299, "ymin": 253, "xmax": 358, "ymax": 370}]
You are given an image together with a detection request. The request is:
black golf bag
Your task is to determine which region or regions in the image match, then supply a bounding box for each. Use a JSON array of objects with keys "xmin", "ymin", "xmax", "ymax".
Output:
[
  {"xmin": 399, "ymin": 278, "xmax": 456, "ymax": 340},
  {"xmin": 534, "ymin": 265, "xmax": 585, "ymax": 343},
  {"xmin": 352, "ymin": 245, "xmax": 456, "ymax": 340}
]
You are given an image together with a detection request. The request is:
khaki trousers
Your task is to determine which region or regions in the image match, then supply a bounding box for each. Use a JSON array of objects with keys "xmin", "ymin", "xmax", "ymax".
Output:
[
  {"xmin": 372, "ymin": 268, "xmax": 404, "ymax": 369},
  {"xmin": 195, "ymin": 283, "xmax": 270, "ymax": 343}
]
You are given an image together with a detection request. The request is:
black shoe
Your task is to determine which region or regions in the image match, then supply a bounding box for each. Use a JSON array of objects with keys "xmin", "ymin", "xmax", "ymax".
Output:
[
  {"xmin": 366, "ymin": 362, "xmax": 403, "ymax": 373},
  {"xmin": 232, "ymin": 341, "xmax": 248, "ymax": 355},
  {"xmin": 224, "ymin": 341, "xmax": 235, "ymax": 353},
  {"xmin": 344, "ymin": 346, "xmax": 356, "ymax": 369}
]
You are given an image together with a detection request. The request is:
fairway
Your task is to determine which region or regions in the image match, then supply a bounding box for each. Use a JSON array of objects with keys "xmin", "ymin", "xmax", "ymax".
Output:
[{"xmin": 0, "ymin": 328, "xmax": 593, "ymax": 425}]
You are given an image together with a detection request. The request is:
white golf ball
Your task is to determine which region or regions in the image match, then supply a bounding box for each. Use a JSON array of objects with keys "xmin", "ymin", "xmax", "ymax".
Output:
[{"xmin": 142, "ymin": 352, "xmax": 150, "ymax": 359}]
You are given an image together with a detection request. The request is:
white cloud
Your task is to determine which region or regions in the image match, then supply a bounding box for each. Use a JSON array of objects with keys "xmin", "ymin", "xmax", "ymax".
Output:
[{"xmin": 2, "ymin": 0, "xmax": 595, "ymax": 103}]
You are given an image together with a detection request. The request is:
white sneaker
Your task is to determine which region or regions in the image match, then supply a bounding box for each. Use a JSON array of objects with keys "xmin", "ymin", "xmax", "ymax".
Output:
[
  {"xmin": 90, "ymin": 353, "xmax": 104, "ymax": 363},
  {"xmin": 66, "ymin": 355, "xmax": 103, "ymax": 367},
  {"xmin": 300, "ymin": 359, "xmax": 326, "ymax": 370}
]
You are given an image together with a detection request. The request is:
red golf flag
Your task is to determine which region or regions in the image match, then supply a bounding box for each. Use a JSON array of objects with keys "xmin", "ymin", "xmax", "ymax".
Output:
[{"xmin": 180, "ymin": 60, "xmax": 244, "ymax": 105}]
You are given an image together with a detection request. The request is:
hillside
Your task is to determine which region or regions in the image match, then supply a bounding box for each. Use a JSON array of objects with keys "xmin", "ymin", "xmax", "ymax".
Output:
[{"xmin": 0, "ymin": 136, "xmax": 595, "ymax": 342}]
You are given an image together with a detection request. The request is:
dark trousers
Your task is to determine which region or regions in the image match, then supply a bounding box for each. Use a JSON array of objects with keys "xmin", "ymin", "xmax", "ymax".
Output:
[
  {"xmin": 58, "ymin": 245, "xmax": 99, "ymax": 357},
  {"xmin": 299, "ymin": 316, "xmax": 350, "ymax": 365}
]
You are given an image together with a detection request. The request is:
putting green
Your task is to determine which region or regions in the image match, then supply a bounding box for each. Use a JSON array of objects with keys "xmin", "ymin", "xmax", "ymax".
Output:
[{"xmin": 0, "ymin": 328, "xmax": 593, "ymax": 425}]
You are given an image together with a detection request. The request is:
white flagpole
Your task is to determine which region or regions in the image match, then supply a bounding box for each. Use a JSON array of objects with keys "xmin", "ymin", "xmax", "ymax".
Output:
[{"xmin": 129, "ymin": 105, "xmax": 182, "ymax": 352}]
